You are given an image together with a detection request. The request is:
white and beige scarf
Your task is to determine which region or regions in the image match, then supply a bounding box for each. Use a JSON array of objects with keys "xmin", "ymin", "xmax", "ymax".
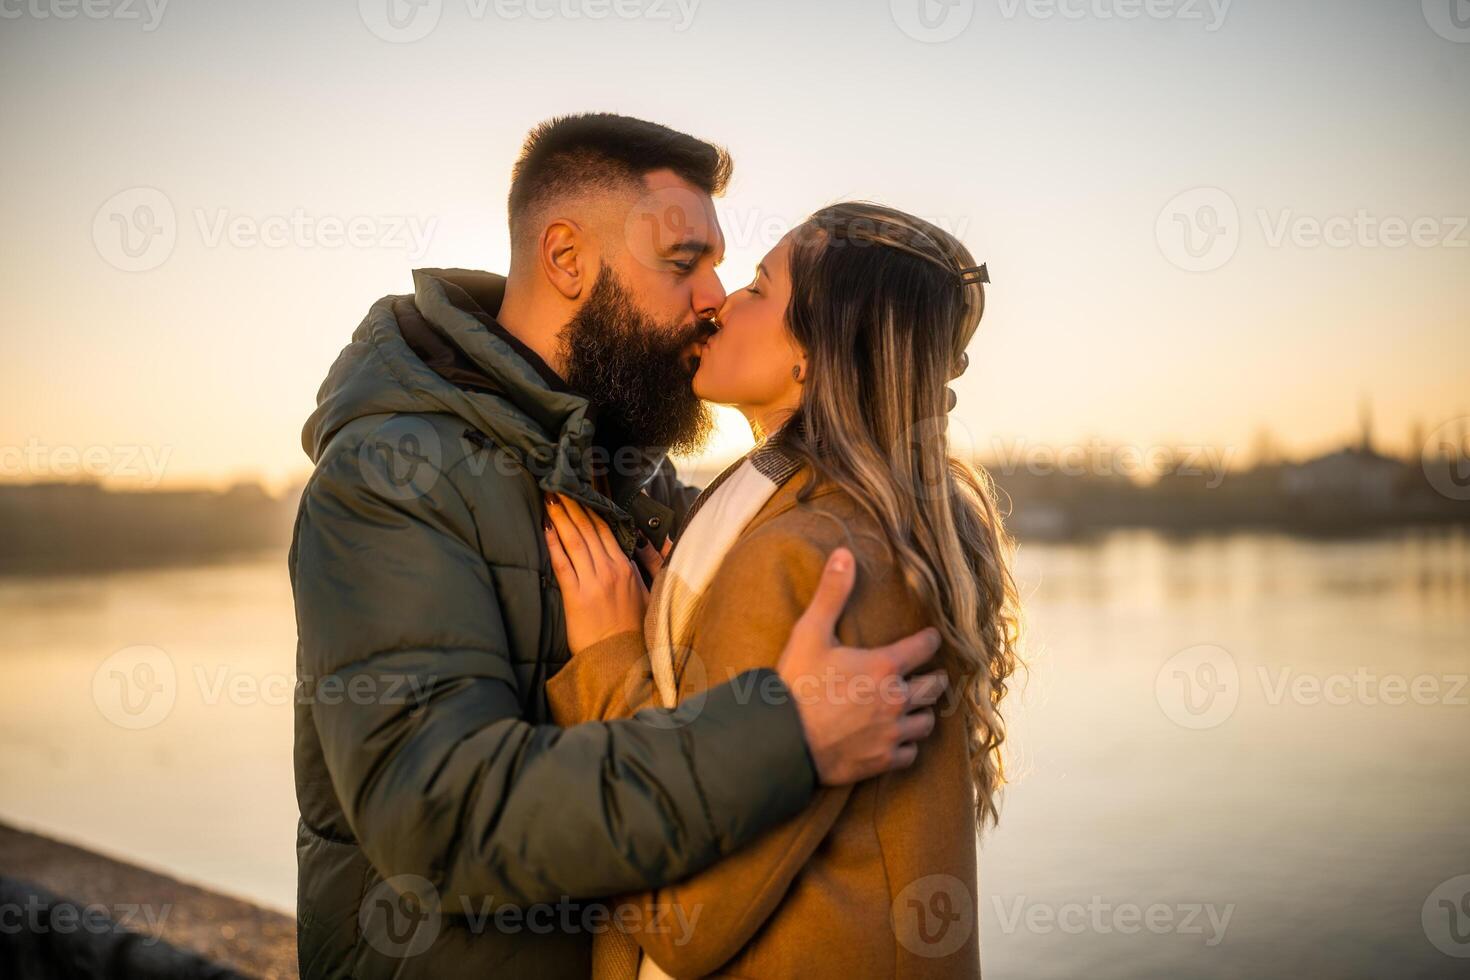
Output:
[
  {"xmin": 644, "ymin": 441, "xmax": 804, "ymax": 709},
  {"xmin": 595, "ymin": 440, "xmax": 803, "ymax": 980}
]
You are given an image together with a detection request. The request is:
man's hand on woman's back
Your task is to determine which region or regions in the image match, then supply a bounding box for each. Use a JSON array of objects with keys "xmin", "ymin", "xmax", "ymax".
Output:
[{"xmin": 777, "ymin": 547, "xmax": 948, "ymax": 785}]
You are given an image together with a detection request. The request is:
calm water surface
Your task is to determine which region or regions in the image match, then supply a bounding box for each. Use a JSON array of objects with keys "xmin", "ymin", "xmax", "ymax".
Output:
[{"xmin": 2, "ymin": 528, "xmax": 1467, "ymax": 977}]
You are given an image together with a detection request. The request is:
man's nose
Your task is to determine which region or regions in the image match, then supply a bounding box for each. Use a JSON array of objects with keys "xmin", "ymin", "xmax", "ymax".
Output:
[{"xmin": 692, "ymin": 271, "xmax": 726, "ymax": 321}]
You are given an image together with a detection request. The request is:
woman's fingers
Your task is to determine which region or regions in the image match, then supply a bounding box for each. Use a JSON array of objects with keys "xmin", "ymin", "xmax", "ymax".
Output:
[
  {"xmin": 554, "ymin": 495, "xmax": 611, "ymax": 569},
  {"xmin": 556, "ymin": 495, "xmax": 650, "ymax": 603},
  {"xmin": 558, "ymin": 494, "xmax": 635, "ymax": 582},
  {"xmin": 543, "ymin": 523, "xmax": 577, "ymax": 590},
  {"xmin": 634, "ymin": 538, "xmax": 664, "ymax": 580},
  {"xmin": 583, "ymin": 500, "xmax": 627, "ymax": 568},
  {"xmin": 545, "ymin": 495, "xmax": 598, "ymax": 582}
]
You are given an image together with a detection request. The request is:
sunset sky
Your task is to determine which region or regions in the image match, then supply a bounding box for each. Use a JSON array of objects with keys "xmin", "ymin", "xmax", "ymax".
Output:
[{"xmin": 2, "ymin": 0, "xmax": 1466, "ymax": 490}]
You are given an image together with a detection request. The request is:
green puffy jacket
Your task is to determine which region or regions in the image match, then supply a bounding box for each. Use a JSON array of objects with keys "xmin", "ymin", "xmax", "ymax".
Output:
[{"xmin": 291, "ymin": 269, "xmax": 817, "ymax": 978}]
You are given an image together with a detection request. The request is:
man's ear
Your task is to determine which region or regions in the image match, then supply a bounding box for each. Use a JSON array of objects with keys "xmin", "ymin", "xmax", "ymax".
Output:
[{"xmin": 539, "ymin": 219, "xmax": 588, "ymax": 301}]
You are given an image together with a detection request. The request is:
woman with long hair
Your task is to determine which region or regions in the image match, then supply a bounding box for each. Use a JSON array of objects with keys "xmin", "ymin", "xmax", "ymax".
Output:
[{"xmin": 542, "ymin": 202, "xmax": 1022, "ymax": 979}]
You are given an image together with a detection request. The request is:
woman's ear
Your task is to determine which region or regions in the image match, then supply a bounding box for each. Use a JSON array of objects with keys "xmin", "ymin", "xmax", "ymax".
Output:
[
  {"xmin": 791, "ymin": 349, "xmax": 809, "ymax": 384},
  {"xmin": 539, "ymin": 219, "xmax": 587, "ymax": 301}
]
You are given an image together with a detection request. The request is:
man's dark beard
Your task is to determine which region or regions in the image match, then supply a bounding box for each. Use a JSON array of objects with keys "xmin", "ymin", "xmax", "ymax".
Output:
[{"xmin": 561, "ymin": 265, "xmax": 714, "ymax": 456}]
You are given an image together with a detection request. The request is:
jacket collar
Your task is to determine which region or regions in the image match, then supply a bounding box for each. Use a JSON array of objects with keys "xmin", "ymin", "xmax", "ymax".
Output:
[{"xmin": 409, "ymin": 269, "xmax": 673, "ymax": 540}]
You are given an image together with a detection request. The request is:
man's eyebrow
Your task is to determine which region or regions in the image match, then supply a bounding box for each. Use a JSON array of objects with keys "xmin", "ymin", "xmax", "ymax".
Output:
[
  {"xmin": 662, "ymin": 239, "xmax": 713, "ymax": 258},
  {"xmin": 756, "ymin": 263, "xmax": 768, "ymax": 279},
  {"xmin": 662, "ymin": 237, "xmax": 725, "ymax": 268}
]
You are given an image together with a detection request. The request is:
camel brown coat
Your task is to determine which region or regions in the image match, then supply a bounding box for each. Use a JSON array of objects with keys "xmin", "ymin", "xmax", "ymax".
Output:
[{"xmin": 546, "ymin": 467, "xmax": 982, "ymax": 979}]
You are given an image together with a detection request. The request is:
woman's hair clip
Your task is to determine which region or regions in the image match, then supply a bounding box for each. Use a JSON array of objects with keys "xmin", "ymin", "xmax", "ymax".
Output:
[{"xmin": 957, "ymin": 263, "xmax": 989, "ymax": 286}]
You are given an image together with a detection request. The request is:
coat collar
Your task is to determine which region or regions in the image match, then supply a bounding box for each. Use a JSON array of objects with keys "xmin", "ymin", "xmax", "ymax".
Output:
[{"xmin": 304, "ymin": 268, "xmax": 672, "ymax": 549}]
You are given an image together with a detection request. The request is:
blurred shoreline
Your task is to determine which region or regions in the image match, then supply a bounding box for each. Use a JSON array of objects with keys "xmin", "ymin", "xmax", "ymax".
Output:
[{"xmin": 1, "ymin": 437, "xmax": 1466, "ymax": 577}]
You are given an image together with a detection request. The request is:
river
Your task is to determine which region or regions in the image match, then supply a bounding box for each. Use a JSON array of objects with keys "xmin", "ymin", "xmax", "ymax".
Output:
[{"xmin": 2, "ymin": 527, "xmax": 1467, "ymax": 977}]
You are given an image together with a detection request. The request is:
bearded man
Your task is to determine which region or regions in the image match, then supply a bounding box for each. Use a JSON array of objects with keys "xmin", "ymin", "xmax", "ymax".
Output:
[{"xmin": 290, "ymin": 113, "xmax": 944, "ymax": 979}]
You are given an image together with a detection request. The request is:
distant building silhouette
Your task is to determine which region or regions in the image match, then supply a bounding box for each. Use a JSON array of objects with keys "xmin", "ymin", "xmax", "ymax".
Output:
[{"xmin": 2, "ymin": 405, "xmax": 1468, "ymax": 574}]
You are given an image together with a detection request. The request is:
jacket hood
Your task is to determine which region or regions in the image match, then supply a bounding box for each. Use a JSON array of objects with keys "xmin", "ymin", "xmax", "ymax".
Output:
[{"xmin": 302, "ymin": 268, "xmax": 664, "ymax": 505}]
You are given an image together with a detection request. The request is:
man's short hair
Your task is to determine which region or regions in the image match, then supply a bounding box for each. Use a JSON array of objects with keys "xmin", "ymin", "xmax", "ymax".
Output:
[{"xmin": 508, "ymin": 113, "xmax": 732, "ymax": 246}]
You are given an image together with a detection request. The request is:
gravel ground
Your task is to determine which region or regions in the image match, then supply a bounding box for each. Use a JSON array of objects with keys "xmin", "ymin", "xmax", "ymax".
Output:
[{"xmin": 0, "ymin": 820, "xmax": 297, "ymax": 979}]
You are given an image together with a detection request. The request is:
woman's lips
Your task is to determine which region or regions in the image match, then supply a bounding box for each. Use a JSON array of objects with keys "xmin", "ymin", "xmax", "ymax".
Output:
[
  {"xmin": 683, "ymin": 321, "xmax": 719, "ymax": 375},
  {"xmin": 683, "ymin": 340, "xmax": 707, "ymax": 375}
]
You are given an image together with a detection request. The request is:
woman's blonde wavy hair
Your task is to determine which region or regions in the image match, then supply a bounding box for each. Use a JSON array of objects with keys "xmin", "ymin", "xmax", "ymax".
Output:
[{"xmin": 775, "ymin": 201, "xmax": 1022, "ymax": 830}]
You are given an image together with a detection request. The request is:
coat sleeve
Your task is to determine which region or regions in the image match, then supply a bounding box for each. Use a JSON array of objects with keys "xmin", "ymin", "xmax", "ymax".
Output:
[
  {"xmin": 291, "ymin": 443, "xmax": 817, "ymax": 912},
  {"xmin": 552, "ymin": 519, "xmax": 908, "ymax": 978},
  {"xmin": 544, "ymin": 631, "xmax": 659, "ymax": 725}
]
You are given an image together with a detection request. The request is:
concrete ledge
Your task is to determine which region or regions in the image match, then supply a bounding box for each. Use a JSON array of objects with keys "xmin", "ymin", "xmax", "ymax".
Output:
[{"xmin": 0, "ymin": 822, "xmax": 296, "ymax": 979}]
